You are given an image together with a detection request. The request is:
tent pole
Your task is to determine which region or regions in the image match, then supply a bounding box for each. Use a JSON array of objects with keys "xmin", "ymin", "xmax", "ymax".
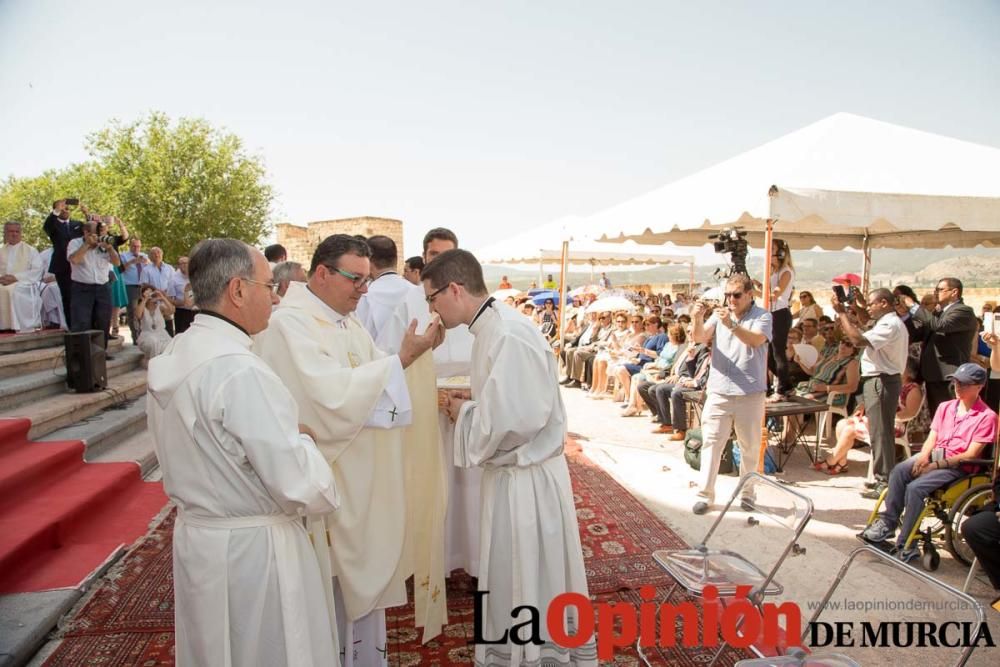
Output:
[
  {"xmin": 861, "ymin": 233, "xmax": 872, "ymax": 294},
  {"xmin": 689, "ymin": 260, "xmax": 695, "ymax": 296},
  {"xmin": 538, "ymin": 258, "xmax": 543, "ymax": 288},
  {"xmin": 557, "ymin": 241, "xmax": 569, "ymax": 356},
  {"xmin": 758, "ymin": 218, "xmax": 775, "ymax": 475}
]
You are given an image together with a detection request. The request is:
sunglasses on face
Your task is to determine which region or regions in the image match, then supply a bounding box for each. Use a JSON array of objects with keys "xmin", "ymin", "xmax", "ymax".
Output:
[{"xmin": 724, "ymin": 291, "xmax": 744, "ymax": 299}]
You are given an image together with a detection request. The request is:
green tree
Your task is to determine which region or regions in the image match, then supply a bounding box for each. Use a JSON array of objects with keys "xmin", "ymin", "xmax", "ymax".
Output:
[{"xmin": 0, "ymin": 112, "xmax": 274, "ymax": 260}]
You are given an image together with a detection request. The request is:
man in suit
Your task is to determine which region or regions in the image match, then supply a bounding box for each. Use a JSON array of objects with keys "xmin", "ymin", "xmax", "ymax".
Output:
[
  {"xmin": 42, "ymin": 199, "xmax": 85, "ymax": 328},
  {"xmin": 900, "ymin": 277, "xmax": 979, "ymax": 417}
]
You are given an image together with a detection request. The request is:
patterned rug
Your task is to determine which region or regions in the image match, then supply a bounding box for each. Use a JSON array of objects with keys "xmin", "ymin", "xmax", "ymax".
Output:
[{"xmin": 44, "ymin": 444, "xmax": 749, "ymax": 666}]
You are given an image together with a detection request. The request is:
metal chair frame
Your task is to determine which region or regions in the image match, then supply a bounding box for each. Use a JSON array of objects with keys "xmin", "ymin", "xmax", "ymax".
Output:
[{"xmin": 803, "ymin": 545, "xmax": 986, "ymax": 667}]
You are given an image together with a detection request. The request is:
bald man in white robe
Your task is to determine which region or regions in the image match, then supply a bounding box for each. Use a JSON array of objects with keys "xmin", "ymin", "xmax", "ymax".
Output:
[{"xmin": 0, "ymin": 222, "xmax": 44, "ymax": 332}]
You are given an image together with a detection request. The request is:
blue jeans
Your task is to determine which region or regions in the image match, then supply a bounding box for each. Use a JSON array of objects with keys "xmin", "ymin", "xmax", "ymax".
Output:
[{"xmin": 881, "ymin": 454, "xmax": 963, "ymax": 547}]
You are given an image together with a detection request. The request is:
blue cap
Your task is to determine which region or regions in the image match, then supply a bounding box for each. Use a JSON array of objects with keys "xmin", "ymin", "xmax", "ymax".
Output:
[{"xmin": 946, "ymin": 362, "xmax": 987, "ymax": 385}]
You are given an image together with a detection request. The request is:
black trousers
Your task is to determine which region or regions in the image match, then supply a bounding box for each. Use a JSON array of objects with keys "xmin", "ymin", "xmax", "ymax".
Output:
[
  {"xmin": 925, "ymin": 380, "xmax": 954, "ymax": 420},
  {"xmin": 983, "ymin": 378, "xmax": 1000, "ymax": 414},
  {"xmin": 70, "ymin": 281, "xmax": 112, "ymax": 348},
  {"xmin": 639, "ymin": 380, "xmax": 690, "ymax": 430},
  {"xmin": 961, "ymin": 506, "xmax": 1000, "ymax": 590},
  {"xmin": 125, "ymin": 284, "xmax": 141, "ymax": 343},
  {"xmin": 767, "ymin": 307, "xmax": 793, "ymax": 395},
  {"xmin": 55, "ymin": 271, "xmax": 73, "ymax": 329}
]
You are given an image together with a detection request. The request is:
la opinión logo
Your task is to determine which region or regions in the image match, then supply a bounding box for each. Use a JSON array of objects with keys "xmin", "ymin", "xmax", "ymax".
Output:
[
  {"xmin": 471, "ymin": 587, "xmax": 995, "ymax": 659},
  {"xmin": 472, "ymin": 585, "xmax": 800, "ymax": 660}
]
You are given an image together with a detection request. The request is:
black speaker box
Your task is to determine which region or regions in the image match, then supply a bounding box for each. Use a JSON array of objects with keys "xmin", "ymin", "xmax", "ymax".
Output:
[{"xmin": 64, "ymin": 330, "xmax": 107, "ymax": 392}]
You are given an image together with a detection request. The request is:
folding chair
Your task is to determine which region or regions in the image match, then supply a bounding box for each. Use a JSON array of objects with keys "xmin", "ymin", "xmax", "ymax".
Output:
[
  {"xmin": 642, "ymin": 473, "xmax": 814, "ymax": 666},
  {"xmin": 816, "ymin": 391, "xmax": 850, "ymax": 450},
  {"xmin": 802, "ymin": 545, "xmax": 986, "ymax": 667}
]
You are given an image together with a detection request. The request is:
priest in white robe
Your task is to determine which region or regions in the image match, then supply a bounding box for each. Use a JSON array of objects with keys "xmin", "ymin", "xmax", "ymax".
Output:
[
  {"xmin": 253, "ymin": 234, "xmax": 443, "ymax": 666},
  {"xmin": 146, "ymin": 240, "xmax": 341, "ymax": 667},
  {"xmin": 390, "ymin": 228, "xmax": 482, "ymax": 578},
  {"xmin": 355, "ymin": 234, "xmax": 450, "ymax": 643},
  {"xmin": 429, "ymin": 249, "xmax": 597, "ymax": 666},
  {"xmin": 0, "ymin": 221, "xmax": 44, "ymax": 332}
]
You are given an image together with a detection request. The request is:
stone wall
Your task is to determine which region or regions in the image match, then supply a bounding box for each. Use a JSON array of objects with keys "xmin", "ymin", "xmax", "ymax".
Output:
[{"xmin": 275, "ymin": 217, "xmax": 405, "ymax": 273}]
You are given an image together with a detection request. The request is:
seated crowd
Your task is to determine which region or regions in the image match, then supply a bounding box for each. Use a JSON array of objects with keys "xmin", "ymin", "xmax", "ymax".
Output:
[{"xmin": 538, "ymin": 268, "xmax": 1000, "ymax": 580}]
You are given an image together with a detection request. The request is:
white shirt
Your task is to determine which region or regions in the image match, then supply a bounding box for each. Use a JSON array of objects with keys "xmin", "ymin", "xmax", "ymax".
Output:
[
  {"xmin": 142, "ymin": 262, "xmax": 175, "ymax": 291},
  {"xmin": 770, "ymin": 267, "xmax": 794, "ymax": 311},
  {"xmin": 167, "ymin": 270, "xmax": 190, "ymax": 302},
  {"xmin": 66, "ymin": 238, "xmax": 112, "ymax": 285},
  {"xmin": 860, "ymin": 311, "xmax": 909, "ymax": 376}
]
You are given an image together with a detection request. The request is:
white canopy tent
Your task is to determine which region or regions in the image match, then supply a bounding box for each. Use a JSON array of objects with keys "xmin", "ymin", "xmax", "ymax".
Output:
[
  {"xmin": 581, "ymin": 112, "xmax": 1000, "ymax": 289},
  {"xmin": 475, "ymin": 215, "xmax": 698, "ymax": 283}
]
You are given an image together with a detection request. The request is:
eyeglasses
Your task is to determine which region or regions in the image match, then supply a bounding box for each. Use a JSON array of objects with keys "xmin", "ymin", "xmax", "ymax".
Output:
[
  {"xmin": 934, "ymin": 286, "xmax": 953, "ymax": 293},
  {"xmin": 328, "ymin": 265, "xmax": 372, "ymax": 289},
  {"xmin": 243, "ymin": 278, "xmax": 280, "ymax": 295},
  {"xmin": 426, "ymin": 282, "xmax": 461, "ymax": 304},
  {"xmin": 724, "ymin": 291, "xmax": 744, "ymax": 299}
]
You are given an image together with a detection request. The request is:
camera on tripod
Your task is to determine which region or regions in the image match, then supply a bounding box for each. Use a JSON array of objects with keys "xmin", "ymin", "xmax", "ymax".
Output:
[{"xmin": 709, "ymin": 227, "xmax": 749, "ymax": 275}]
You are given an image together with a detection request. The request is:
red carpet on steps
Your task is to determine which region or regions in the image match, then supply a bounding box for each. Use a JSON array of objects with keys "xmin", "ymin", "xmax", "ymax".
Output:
[{"xmin": 0, "ymin": 418, "xmax": 167, "ymax": 593}]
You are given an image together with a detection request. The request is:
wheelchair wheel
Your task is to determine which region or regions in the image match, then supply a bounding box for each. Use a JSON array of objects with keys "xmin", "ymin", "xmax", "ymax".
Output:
[
  {"xmin": 945, "ymin": 483, "xmax": 993, "ymax": 566},
  {"xmin": 922, "ymin": 546, "xmax": 941, "ymax": 572}
]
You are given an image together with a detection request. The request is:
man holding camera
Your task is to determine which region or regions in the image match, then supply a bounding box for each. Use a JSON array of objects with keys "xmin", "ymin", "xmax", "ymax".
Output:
[
  {"xmin": 119, "ymin": 238, "xmax": 150, "ymax": 344},
  {"xmin": 43, "ymin": 199, "xmax": 87, "ymax": 328},
  {"xmin": 690, "ymin": 274, "xmax": 773, "ymax": 515},
  {"xmin": 834, "ymin": 288, "xmax": 909, "ymax": 496},
  {"xmin": 897, "ymin": 277, "xmax": 979, "ymax": 418},
  {"xmin": 67, "ymin": 221, "xmax": 120, "ymax": 348}
]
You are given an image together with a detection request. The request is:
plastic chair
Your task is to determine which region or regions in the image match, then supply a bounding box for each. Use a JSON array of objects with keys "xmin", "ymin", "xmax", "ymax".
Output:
[
  {"xmin": 644, "ymin": 473, "xmax": 814, "ymax": 665},
  {"xmin": 816, "ymin": 391, "xmax": 850, "ymax": 450},
  {"xmin": 803, "ymin": 545, "xmax": 986, "ymax": 667}
]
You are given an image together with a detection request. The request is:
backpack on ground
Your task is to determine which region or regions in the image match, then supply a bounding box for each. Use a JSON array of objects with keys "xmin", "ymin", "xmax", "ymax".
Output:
[{"xmin": 683, "ymin": 428, "xmax": 734, "ymax": 475}]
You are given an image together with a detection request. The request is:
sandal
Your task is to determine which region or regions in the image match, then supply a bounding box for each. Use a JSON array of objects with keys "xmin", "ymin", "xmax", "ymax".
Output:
[
  {"xmin": 812, "ymin": 460, "xmax": 831, "ymax": 472},
  {"xmin": 824, "ymin": 462, "xmax": 849, "ymax": 475}
]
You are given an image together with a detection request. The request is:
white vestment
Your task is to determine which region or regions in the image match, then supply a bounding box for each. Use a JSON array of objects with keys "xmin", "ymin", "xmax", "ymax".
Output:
[
  {"xmin": 396, "ymin": 293, "xmax": 483, "ymax": 576},
  {"xmin": 455, "ymin": 300, "xmax": 597, "ymax": 666},
  {"xmin": 146, "ymin": 313, "xmax": 341, "ymax": 667},
  {"xmin": 0, "ymin": 242, "xmax": 43, "ymax": 332},
  {"xmin": 38, "ymin": 248, "xmax": 66, "ymax": 329},
  {"xmin": 254, "ymin": 282, "xmax": 414, "ymax": 667},
  {"xmin": 357, "ymin": 272, "xmax": 450, "ymax": 642}
]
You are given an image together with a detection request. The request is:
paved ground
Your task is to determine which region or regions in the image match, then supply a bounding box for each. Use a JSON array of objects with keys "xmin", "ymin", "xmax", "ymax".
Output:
[{"xmin": 561, "ymin": 385, "xmax": 1000, "ymax": 665}]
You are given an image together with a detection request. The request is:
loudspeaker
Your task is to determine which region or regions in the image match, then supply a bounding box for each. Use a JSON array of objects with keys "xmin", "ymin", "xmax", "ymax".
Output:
[{"xmin": 65, "ymin": 330, "xmax": 107, "ymax": 393}]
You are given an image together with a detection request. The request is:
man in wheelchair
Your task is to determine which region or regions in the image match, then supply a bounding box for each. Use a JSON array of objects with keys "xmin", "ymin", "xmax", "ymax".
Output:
[{"xmin": 863, "ymin": 363, "xmax": 998, "ymax": 562}]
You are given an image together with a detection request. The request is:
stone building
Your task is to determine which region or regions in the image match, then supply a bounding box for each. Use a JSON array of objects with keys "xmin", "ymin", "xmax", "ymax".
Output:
[{"xmin": 275, "ymin": 216, "xmax": 405, "ymax": 273}]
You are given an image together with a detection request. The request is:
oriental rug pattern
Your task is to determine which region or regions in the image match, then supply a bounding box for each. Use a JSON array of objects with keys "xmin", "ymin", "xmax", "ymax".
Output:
[{"xmin": 44, "ymin": 444, "xmax": 749, "ymax": 666}]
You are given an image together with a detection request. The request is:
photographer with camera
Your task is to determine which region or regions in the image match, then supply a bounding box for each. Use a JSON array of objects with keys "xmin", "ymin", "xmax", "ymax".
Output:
[
  {"xmin": 136, "ymin": 286, "xmax": 175, "ymax": 360},
  {"xmin": 66, "ymin": 220, "xmax": 121, "ymax": 349},
  {"xmin": 690, "ymin": 274, "xmax": 773, "ymax": 515},
  {"xmin": 834, "ymin": 288, "xmax": 909, "ymax": 497},
  {"xmin": 753, "ymin": 238, "xmax": 795, "ymax": 402},
  {"xmin": 43, "ymin": 199, "xmax": 88, "ymax": 327}
]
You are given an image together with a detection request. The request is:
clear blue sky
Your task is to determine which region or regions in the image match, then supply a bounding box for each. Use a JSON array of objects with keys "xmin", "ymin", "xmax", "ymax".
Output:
[{"xmin": 1, "ymin": 0, "xmax": 998, "ymax": 256}]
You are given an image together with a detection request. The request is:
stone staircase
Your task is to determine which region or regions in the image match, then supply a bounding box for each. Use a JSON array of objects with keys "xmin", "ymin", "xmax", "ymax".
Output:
[{"xmin": 0, "ymin": 332, "xmax": 157, "ymax": 667}]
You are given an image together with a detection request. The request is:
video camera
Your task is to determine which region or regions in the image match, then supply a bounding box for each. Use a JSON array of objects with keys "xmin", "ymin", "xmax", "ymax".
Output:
[{"xmin": 709, "ymin": 227, "xmax": 749, "ymax": 276}]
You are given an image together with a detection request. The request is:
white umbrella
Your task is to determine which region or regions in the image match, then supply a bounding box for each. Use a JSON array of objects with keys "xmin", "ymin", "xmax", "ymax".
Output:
[
  {"xmin": 492, "ymin": 288, "xmax": 522, "ymax": 301},
  {"xmin": 586, "ymin": 296, "xmax": 636, "ymax": 314}
]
